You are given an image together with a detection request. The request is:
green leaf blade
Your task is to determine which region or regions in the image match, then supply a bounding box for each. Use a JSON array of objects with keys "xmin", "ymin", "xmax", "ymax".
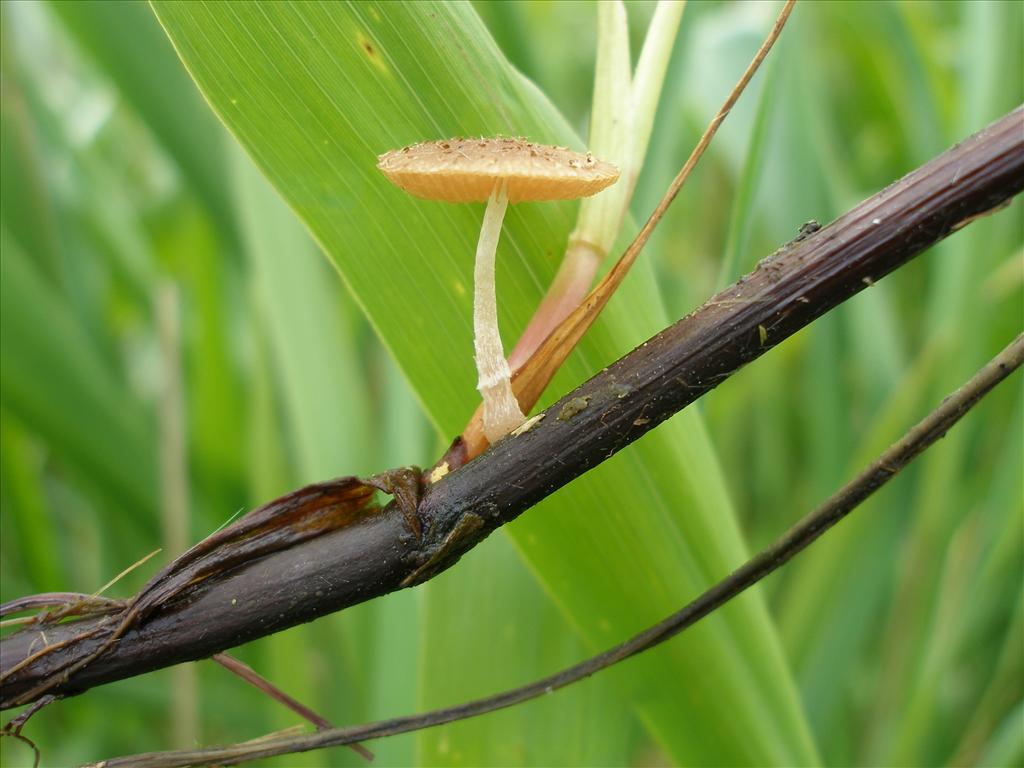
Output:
[{"xmin": 152, "ymin": 2, "xmax": 817, "ymax": 763}]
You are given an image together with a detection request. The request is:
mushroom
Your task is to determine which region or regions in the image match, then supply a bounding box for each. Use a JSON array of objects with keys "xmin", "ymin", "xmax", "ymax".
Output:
[{"xmin": 378, "ymin": 137, "xmax": 619, "ymax": 443}]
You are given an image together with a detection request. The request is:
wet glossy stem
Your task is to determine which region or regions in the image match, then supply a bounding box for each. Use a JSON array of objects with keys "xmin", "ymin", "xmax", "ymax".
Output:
[
  {"xmin": 474, "ymin": 182, "xmax": 525, "ymax": 441},
  {"xmin": 96, "ymin": 335, "xmax": 1024, "ymax": 768},
  {"xmin": 2, "ymin": 105, "xmax": 1020, "ymax": 715}
]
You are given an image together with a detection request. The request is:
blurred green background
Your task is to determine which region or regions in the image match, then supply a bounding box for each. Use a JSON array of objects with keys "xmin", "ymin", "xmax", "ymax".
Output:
[{"xmin": 1, "ymin": 1, "xmax": 1021, "ymax": 766}]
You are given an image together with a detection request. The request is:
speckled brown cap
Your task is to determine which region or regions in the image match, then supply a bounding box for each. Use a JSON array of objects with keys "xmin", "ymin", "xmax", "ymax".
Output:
[{"xmin": 377, "ymin": 137, "xmax": 620, "ymax": 204}]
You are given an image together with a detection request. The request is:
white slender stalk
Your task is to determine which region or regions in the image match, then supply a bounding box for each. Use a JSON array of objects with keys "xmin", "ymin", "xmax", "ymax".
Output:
[{"xmin": 474, "ymin": 181, "xmax": 524, "ymax": 442}]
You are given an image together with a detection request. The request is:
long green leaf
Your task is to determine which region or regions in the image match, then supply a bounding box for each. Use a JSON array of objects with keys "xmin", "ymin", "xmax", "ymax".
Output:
[
  {"xmin": 152, "ymin": 2, "xmax": 816, "ymax": 763},
  {"xmin": 0, "ymin": 227, "xmax": 157, "ymax": 523},
  {"xmin": 418, "ymin": 535, "xmax": 638, "ymax": 766}
]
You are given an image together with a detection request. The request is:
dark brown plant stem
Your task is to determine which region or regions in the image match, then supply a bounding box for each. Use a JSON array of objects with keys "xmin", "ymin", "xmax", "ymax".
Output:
[
  {"xmin": 1, "ymin": 105, "xmax": 1022, "ymax": 711},
  {"xmin": 90, "ymin": 335, "xmax": 1024, "ymax": 767}
]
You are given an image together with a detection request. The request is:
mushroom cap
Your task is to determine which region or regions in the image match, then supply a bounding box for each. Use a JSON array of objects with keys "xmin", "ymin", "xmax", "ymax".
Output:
[{"xmin": 377, "ymin": 137, "xmax": 620, "ymax": 204}]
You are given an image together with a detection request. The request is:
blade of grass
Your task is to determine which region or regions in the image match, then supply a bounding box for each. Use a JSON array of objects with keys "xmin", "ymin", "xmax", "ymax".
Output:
[
  {"xmin": 152, "ymin": 1, "xmax": 816, "ymax": 763},
  {"xmin": 0, "ymin": 228, "xmax": 157, "ymax": 525},
  {"xmin": 417, "ymin": 537, "xmax": 637, "ymax": 766},
  {"xmin": 0, "ymin": 419, "xmax": 66, "ymax": 597},
  {"xmin": 49, "ymin": 0, "xmax": 236, "ymax": 237},
  {"xmin": 869, "ymin": 1, "xmax": 1022, "ymax": 759}
]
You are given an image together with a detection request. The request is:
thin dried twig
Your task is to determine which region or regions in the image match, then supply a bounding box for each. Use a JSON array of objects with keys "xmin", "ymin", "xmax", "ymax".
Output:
[
  {"xmin": 93, "ymin": 335, "xmax": 1024, "ymax": 767},
  {"xmin": 0, "ymin": 695, "xmax": 54, "ymax": 767},
  {"xmin": 210, "ymin": 654, "xmax": 373, "ymax": 762}
]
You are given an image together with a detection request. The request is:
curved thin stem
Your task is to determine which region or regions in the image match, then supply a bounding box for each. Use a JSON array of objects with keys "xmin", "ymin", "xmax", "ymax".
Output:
[
  {"xmin": 94, "ymin": 335, "xmax": 1023, "ymax": 768},
  {"xmin": 210, "ymin": 654, "xmax": 372, "ymax": 761}
]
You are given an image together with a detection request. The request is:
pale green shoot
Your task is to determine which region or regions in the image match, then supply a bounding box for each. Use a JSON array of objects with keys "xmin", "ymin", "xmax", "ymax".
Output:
[{"xmin": 508, "ymin": 1, "xmax": 685, "ymax": 371}]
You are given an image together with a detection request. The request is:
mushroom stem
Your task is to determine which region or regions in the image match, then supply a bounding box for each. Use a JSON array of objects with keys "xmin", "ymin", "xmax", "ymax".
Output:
[{"xmin": 474, "ymin": 182, "xmax": 525, "ymax": 443}]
